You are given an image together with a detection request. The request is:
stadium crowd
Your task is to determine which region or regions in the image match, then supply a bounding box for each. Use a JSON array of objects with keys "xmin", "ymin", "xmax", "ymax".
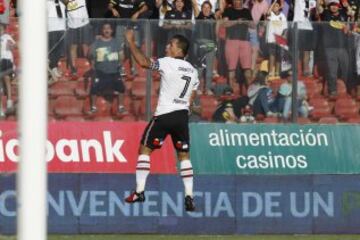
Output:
[{"xmin": 1, "ymin": 0, "xmax": 360, "ymax": 123}]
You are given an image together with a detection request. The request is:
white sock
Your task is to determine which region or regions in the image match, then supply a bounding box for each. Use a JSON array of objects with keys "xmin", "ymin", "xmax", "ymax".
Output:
[
  {"xmin": 136, "ymin": 154, "xmax": 150, "ymax": 193},
  {"xmin": 180, "ymin": 159, "xmax": 193, "ymax": 197},
  {"xmin": 7, "ymin": 100, "xmax": 13, "ymax": 108}
]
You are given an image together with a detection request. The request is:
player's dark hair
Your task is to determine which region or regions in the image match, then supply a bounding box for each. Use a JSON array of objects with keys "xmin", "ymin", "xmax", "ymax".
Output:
[{"xmin": 171, "ymin": 34, "xmax": 190, "ymax": 56}]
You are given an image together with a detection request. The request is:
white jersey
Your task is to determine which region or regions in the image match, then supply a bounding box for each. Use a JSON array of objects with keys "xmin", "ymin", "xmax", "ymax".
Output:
[
  {"xmin": 66, "ymin": 0, "xmax": 90, "ymax": 29},
  {"xmin": 266, "ymin": 12, "xmax": 288, "ymax": 43},
  {"xmin": 0, "ymin": 34, "xmax": 15, "ymax": 62},
  {"xmin": 293, "ymin": 0, "xmax": 314, "ymax": 30},
  {"xmin": 150, "ymin": 57, "xmax": 199, "ymax": 116},
  {"xmin": 47, "ymin": 0, "xmax": 66, "ymax": 32}
]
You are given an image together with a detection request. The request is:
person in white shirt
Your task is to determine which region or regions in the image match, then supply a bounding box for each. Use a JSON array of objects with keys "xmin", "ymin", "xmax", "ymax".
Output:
[
  {"xmin": 124, "ymin": 29, "xmax": 199, "ymax": 212},
  {"xmin": 265, "ymin": 0, "xmax": 287, "ymax": 79},
  {"xmin": 62, "ymin": 0, "xmax": 92, "ymax": 76},
  {"xmin": 48, "ymin": 0, "xmax": 66, "ymax": 82},
  {"xmin": 0, "ymin": 24, "xmax": 15, "ymax": 117},
  {"xmin": 0, "ymin": 0, "xmax": 10, "ymax": 25}
]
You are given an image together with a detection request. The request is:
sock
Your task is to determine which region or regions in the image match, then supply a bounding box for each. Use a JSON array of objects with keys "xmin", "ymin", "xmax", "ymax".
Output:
[
  {"xmin": 180, "ymin": 159, "xmax": 193, "ymax": 197},
  {"xmin": 7, "ymin": 100, "xmax": 13, "ymax": 108},
  {"xmin": 135, "ymin": 154, "xmax": 150, "ymax": 193}
]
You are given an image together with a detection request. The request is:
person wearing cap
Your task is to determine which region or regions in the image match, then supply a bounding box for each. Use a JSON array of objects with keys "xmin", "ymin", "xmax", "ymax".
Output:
[
  {"xmin": 317, "ymin": 0, "xmax": 349, "ymax": 97},
  {"xmin": 212, "ymin": 87, "xmax": 249, "ymax": 122}
]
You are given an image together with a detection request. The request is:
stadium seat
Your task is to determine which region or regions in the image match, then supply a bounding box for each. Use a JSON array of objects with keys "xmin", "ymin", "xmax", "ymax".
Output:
[
  {"xmin": 323, "ymin": 79, "xmax": 350, "ymax": 99},
  {"xmin": 346, "ymin": 117, "xmax": 360, "ymax": 124},
  {"xmin": 73, "ymin": 80, "xmax": 89, "ymax": 99},
  {"xmin": 64, "ymin": 116, "xmax": 86, "ymax": 121},
  {"xmin": 141, "ymin": 95, "xmax": 158, "ymax": 116},
  {"xmin": 297, "ymin": 117, "xmax": 312, "ymax": 124},
  {"xmin": 303, "ymin": 80, "xmax": 322, "ymax": 99},
  {"xmin": 309, "ymin": 97, "xmax": 332, "ymax": 120},
  {"xmin": 111, "ymin": 94, "xmax": 133, "ymax": 117},
  {"xmin": 130, "ymin": 80, "xmax": 156, "ymax": 99},
  {"xmin": 263, "ymin": 116, "xmax": 279, "ymax": 123},
  {"xmin": 334, "ymin": 98, "xmax": 359, "ymax": 120},
  {"xmin": 49, "ymin": 81, "xmax": 78, "ymax": 98},
  {"xmin": 93, "ymin": 116, "xmax": 114, "ymax": 122},
  {"xmin": 119, "ymin": 114, "xmax": 137, "ymax": 122},
  {"xmin": 53, "ymin": 96, "xmax": 84, "ymax": 118},
  {"xmin": 83, "ymin": 96, "xmax": 112, "ymax": 118},
  {"xmin": 199, "ymin": 95, "xmax": 218, "ymax": 121},
  {"xmin": 74, "ymin": 58, "xmax": 91, "ymax": 78},
  {"xmin": 318, "ymin": 117, "xmax": 339, "ymax": 124}
]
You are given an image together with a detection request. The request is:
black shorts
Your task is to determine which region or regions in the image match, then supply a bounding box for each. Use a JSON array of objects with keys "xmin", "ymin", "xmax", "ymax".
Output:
[
  {"xmin": 68, "ymin": 24, "xmax": 93, "ymax": 45},
  {"xmin": 267, "ymin": 43, "xmax": 282, "ymax": 57},
  {"xmin": 90, "ymin": 71, "xmax": 125, "ymax": 95},
  {"xmin": 0, "ymin": 59, "xmax": 13, "ymax": 73},
  {"xmin": 141, "ymin": 110, "xmax": 190, "ymax": 152}
]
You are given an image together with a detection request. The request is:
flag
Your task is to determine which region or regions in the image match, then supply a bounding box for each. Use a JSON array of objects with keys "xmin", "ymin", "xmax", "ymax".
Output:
[
  {"xmin": 0, "ymin": 0, "xmax": 5, "ymax": 14},
  {"xmin": 274, "ymin": 34, "xmax": 289, "ymax": 50}
]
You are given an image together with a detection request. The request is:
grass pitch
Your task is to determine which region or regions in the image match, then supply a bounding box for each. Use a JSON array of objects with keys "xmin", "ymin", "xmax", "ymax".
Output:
[{"xmin": 1, "ymin": 235, "xmax": 360, "ymax": 240}]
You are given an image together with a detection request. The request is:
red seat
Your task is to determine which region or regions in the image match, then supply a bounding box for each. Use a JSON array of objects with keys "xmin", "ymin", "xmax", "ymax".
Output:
[
  {"xmin": 309, "ymin": 97, "xmax": 332, "ymax": 120},
  {"xmin": 120, "ymin": 114, "xmax": 137, "ymax": 122},
  {"xmin": 263, "ymin": 116, "xmax": 279, "ymax": 123},
  {"xmin": 138, "ymin": 95, "xmax": 158, "ymax": 117},
  {"xmin": 297, "ymin": 117, "xmax": 312, "ymax": 124},
  {"xmin": 303, "ymin": 80, "xmax": 322, "ymax": 99},
  {"xmin": 53, "ymin": 96, "xmax": 84, "ymax": 118},
  {"xmin": 49, "ymin": 81, "xmax": 78, "ymax": 98},
  {"xmin": 130, "ymin": 80, "xmax": 156, "ymax": 99},
  {"xmin": 111, "ymin": 94, "xmax": 133, "ymax": 117},
  {"xmin": 93, "ymin": 116, "xmax": 114, "ymax": 122},
  {"xmin": 57, "ymin": 58, "xmax": 71, "ymax": 79},
  {"xmin": 74, "ymin": 58, "xmax": 91, "ymax": 78},
  {"xmin": 64, "ymin": 116, "xmax": 86, "ymax": 121},
  {"xmin": 318, "ymin": 116, "xmax": 339, "ymax": 124},
  {"xmin": 73, "ymin": 80, "xmax": 89, "ymax": 99},
  {"xmin": 83, "ymin": 96, "xmax": 112, "ymax": 118},
  {"xmin": 199, "ymin": 95, "xmax": 218, "ymax": 121},
  {"xmin": 323, "ymin": 79, "xmax": 349, "ymax": 98},
  {"xmin": 346, "ymin": 117, "xmax": 360, "ymax": 124},
  {"xmin": 334, "ymin": 98, "xmax": 359, "ymax": 120}
]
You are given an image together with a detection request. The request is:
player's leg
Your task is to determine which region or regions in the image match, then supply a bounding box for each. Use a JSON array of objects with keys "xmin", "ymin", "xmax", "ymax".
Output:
[
  {"xmin": 177, "ymin": 151, "xmax": 195, "ymax": 212},
  {"xmin": 169, "ymin": 110, "xmax": 195, "ymax": 211},
  {"xmin": 125, "ymin": 116, "xmax": 166, "ymax": 203}
]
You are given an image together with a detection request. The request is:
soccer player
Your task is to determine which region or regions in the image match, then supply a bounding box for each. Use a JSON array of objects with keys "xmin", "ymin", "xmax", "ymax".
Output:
[{"xmin": 124, "ymin": 29, "xmax": 199, "ymax": 212}]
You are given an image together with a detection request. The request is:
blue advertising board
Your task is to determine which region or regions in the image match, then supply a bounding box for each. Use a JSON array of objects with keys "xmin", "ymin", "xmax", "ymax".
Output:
[{"xmin": 1, "ymin": 174, "xmax": 360, "ymax": 234}]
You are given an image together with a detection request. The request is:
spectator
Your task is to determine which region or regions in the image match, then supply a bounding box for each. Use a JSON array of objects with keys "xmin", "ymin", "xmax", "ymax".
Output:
[
  {"xmin": 0, "ymin": 0, "xmax": 10, "ymax": 25},
  {"xmin": 222, "ymin": 0, "xmax": 253, "ymax": 91},
  {"xmin": 276, "ymin": 70, "xmax": 310, "ymax": 120},
  {"xmin": 47, "ymin": 0, "xmax": 66, "ymax": 83},
  {"xmin": 212, "ymin": 87, "xmax": 249, "ymax": 122},
  {"xmin": 163, "ymin": 0, "xmax": 197, "ymax": 42},
  {"xmin": 62, "ymin": 0, "xmax": 93, "ymax": 77},
  {"xmin": 193, "ymin": 1, "xmax": 217, "ymax": 94},
  {"xmin": 265, "ymin": 0, "xmax": 288, "ymax": 79},
  {"xmin": 248, "ymin": 0, "xmax": 270, "ymax": 77},
  {"xmin": 87, "ymin": 22, "xmax": 127, "ymax": 114},
  {"xmin": 239, "ymin": 104, "xmax": 256, "ymax": 122},
  {"xmin": 0, "ymin": 23, "xmax": 15, "ymax": 117},
  {"xmin": 317, "ymin": 0, "xmax": 349, "ymax": 97},
  {"xmin": 106, "ymin": 0, "xmax": 149, "ymax": 76},
  {"xmin": 247, "ymin": 71, "xmax": 277, "ymax": 116},
  {"xmin": 189, "ymin": 94, "xmax": 203, "ymax": 122},
  {"xmin": 292, "ymin": 0, "xmax": 317, "ymax": 77}
]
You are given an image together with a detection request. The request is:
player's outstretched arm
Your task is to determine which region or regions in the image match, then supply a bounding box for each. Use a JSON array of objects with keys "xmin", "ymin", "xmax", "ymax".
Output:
[{"xmin": 125, "ymin": 29, "xmax": 152, "ymax": 69}]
